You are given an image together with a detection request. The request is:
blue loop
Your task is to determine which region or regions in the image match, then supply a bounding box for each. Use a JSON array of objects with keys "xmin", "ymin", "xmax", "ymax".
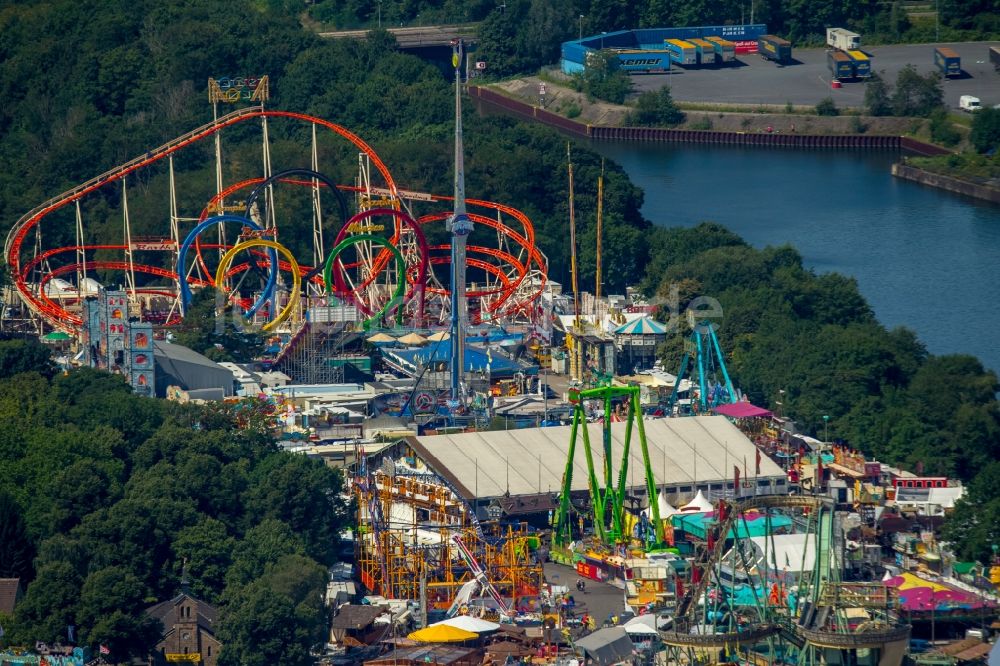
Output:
[{"xmin": 177, "ymin": 214, "xmax": 278, "ymax": 317}]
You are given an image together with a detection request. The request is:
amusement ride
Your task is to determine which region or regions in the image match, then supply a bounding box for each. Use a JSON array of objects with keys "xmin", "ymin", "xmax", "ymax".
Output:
[{"xmin": 4, "ymin": 64, "xmax": 548, "ymax": 352}]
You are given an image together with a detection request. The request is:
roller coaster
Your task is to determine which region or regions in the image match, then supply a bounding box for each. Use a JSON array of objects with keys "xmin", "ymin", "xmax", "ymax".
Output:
[
  {"xmin": 660, "ymin": 493, "xmax": 910, "ymax": 666},
  {"xmin": 5, "ymin": 107, "xmax": 548, "ymax": 335}
]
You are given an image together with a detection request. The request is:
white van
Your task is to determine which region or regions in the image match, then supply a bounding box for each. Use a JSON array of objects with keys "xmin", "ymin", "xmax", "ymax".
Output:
[{"xmin": 959, "ymin": 95, "xmax": 982, "ymax": 112}]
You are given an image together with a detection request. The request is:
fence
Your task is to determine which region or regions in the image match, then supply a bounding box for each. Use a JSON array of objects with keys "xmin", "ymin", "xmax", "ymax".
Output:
[{"xmin": 469, "ymin": 86, "xmax": 948, "ymax": 154}]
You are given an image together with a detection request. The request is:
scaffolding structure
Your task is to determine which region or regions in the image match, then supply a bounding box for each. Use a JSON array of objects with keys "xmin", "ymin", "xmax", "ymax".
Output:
[
  {"xmin": 354, "ymin": 465, "xmax": 542, "ymax": 612},
  {"xmin": 272, "ymin": 321, "xmax": 368, "ymax": 384}
]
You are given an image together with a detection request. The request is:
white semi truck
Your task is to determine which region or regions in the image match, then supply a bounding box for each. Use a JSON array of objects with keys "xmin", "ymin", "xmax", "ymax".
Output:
[{"xmin": 826, "ymin": 28, "xmax": 861, "ymax": 51}]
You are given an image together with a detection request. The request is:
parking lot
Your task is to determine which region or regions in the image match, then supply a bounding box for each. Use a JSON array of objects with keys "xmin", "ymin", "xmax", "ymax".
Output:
[{"xmin": 628, "ymin": 41, "xmax": 1000, "ymax": 110}]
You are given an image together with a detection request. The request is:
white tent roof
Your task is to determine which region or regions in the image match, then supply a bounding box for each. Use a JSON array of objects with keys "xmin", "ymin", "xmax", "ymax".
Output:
[
  {"xmin": 431, "ymin": 615, "xmax": 500, "ymax": 633},
  {"xmin": 680, "ymin": 489, "xmax": 713, "ymax": 513},
  {"xmin": 408, "ymin": 415, "xmax": 785, "ymax": 501},
  {"xmin": 658, "ymin": 490, "xmax": 679, "ymax": 516},
  {"xmin": 642, "ymin": 490, "xmax": 680, "ymax": 519},
  {"xmin": 623, "ymin": 614, "xmax": 671, "ymax": 635}
]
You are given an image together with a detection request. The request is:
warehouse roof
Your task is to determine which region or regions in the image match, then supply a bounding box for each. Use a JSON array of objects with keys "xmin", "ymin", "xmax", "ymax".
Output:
[{"xmin": 406, "ymin": 415, "xmax": 783, "ymax": 500}]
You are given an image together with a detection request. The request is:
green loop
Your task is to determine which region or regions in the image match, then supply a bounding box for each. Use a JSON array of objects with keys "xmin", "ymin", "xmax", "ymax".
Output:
[{"xmin": 323, "ymin": 234, "xmax": 406, "ymax": 328}]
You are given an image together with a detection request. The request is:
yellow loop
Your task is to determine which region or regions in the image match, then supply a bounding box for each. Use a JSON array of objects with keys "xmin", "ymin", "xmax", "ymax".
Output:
[{"xmin": 215, "ymin": 239, "xmax": 300, "ymax": 333}]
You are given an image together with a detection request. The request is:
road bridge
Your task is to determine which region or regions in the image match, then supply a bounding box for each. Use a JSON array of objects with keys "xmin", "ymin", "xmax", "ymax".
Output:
[{"xmin": 319, "ymin": 24, "xmax": 479, "ymax": 49}]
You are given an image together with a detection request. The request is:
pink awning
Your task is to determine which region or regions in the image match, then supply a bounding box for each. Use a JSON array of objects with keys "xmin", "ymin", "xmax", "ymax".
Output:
[{"xmin": 713, "ymin": 402, "xmax": 773, "ymax": 419}]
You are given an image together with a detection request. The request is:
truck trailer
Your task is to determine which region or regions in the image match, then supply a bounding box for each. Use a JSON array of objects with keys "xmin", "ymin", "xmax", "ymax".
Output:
[
  {"xmin": 664, "ymin": 39, "xmax": 698, "ymax": 66},
  {"xmin": 934, "ymin": 46, "xmax": 961, "ymax": 77},
  {"xmin": 705, "ymin": 36, "xmax": 736, "ymax": 63},
  {"xmin": 688, "ymin": 38, "xmax": 719, "ymax": 65},
  {"xmin": 613, "ymin": 49, "xmax": 671, "ymax": 73},
  {"xmin": 827, "ymin": 28, "xmax": 861, "ymax": 51},
  {"xmin": 758, "ymin": 35, "xmax": 792, "ymax": 64},
  {"xmin": 828, "ymin": 50, "xmax": 855, "ymax": 80},
  {"xmin": 847, "ymin": 50, "xmax": 871, "ymax": 78}
]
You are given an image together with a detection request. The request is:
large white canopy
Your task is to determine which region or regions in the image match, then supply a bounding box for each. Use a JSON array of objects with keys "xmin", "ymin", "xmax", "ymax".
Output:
[
  {"xmin": 408, "ymin": 416, "xmax": 785, "ymax": 500},
  {"xmin": 431, "ymin": 615, "xmax": 500, "ymax": 633}
]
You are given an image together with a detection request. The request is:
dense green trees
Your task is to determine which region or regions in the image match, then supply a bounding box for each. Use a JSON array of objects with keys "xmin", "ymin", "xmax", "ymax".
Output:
[
  {"xmin": 571, "ymin": 49, "xmax": 633, "ymax": 104},
  {"xmin": 0, "ymin": 339, "xmax": 348, "ymax": 661},
  {"xmin": 942, "ymin": 462, "xmax": 1000, "ymax": 562},
  {"xmin": 969, "ymin": 107, "xmax": 1000, "ymax": 154},
  {"xmin": 644, "ymin": 224, "xmax": 1000, "ymax": 561},
  {"xmin": 864, "ymin": 67, "xmax": 945, "ymax": 117}
]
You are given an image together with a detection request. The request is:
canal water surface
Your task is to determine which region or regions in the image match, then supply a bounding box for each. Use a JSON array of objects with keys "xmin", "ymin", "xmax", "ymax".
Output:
[{"xmin": 592, "ymin": 141, "xmax": 1000, "ymax": 372}]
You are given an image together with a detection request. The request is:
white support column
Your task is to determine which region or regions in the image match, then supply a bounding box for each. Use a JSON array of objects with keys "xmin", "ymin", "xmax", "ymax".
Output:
[
  {"xmin": 122, "ymin": 181, "xmax": 138, "ymax": 311},
  {"xmin": 213, "ymin": 102, "xmax": 226, "ymax": 264},
  {"xmin": 310, "ymin": 124, "xmax": 324, "ymax": 295},
  {"xmin": 75, "ymin": 200, "xmax": 87, "ymax": 304}
]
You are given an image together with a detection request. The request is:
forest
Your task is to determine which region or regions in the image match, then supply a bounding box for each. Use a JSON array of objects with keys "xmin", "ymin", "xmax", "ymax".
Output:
[
  {"xmin": 0, "ymin": 337, "xmax": 348, "ymax": 665},
  {"xmin": 0, "ymin": 3, "xmax": 998, "ymax": 659}
]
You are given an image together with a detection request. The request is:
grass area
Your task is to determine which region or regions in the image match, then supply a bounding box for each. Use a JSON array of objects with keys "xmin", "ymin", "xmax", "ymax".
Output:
[
  {"xmin": 675, "ymin": 101, "xmax": 862, "ymax": 115},
  {"xmin": 907, "ymin": 153, "xmax": 1000, "ymax": 182}
]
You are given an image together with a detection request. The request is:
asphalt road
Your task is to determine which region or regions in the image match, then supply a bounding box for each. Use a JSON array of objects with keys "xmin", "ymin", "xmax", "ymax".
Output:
[
  {"xmin": 544, "ymin": 561, "xmax": 628, "ymax": 628},
  {"xmin": 629, "ymin": 41, "xmax": 1000, "ymax": 110}
]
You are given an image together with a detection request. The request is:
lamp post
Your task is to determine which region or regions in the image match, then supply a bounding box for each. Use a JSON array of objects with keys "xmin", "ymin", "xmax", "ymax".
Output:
[
  {"xmin": 823, "ymin": 414, "xmax": 830, "ymax": 443},
  {"xmin": 579, "ymin": 14, "xmax": 584, "ymax": 40},
  {"xmin": 377, "ymin": 0, "xmax": 382, "ymax": 28}
]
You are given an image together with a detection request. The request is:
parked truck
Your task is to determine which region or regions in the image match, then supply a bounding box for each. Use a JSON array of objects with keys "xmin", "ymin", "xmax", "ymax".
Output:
[
  {"xmin": 847, "ymin": 50, "xmax": 871, "ymax": 78},
  {"xmin": 705, "ymin": 36, "xmax": 736, "ymax": 63},
  {"xmin": 688, "ymin": 38, "xmax": 718, "ymax": 65},
  {"xmin": 959, "ymin": 95, "xmax": 982, "ymax": 112},
  {"xmin": 758, "ymin": 34, "xmax": 792, "ymax": 64},
  {"xmin": 664, "ymin": 39, "xmax": 698, "ymax": 66},
  {"xmin": 613, "ymin": 49, "xmax": 672, "ymax": 73},
  {"xmin": 934, "ymin": 46, "xmax": 961, "ymax": 77},
  {"xmin": 827, "ymin": 27, "xmax": 860, "ymax": 51},
  {"xmin": 989, "ymin": 45, "xmax": 1000, "ymax": 72},
  {"xmin": 828, "ymin": 50, "xmax": 855, "ymax": 80}
]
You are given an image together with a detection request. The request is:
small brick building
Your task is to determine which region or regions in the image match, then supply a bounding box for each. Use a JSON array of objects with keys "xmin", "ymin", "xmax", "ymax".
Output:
[{"xmin": 145, "ymin": 591, "xmax": 221, "ymax": 666}]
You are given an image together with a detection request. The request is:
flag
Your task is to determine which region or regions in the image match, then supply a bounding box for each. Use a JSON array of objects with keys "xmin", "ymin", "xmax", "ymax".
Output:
[
  {"xmin": 734, "ymin": 465, "xmax": 741, "ymax": 489},
  {"xmin": 755, "ymin": 448, "xmax": 762, "ymax": 475},
  {"xmin": 99, "ymin": 645, "xmax": 110, "ymax": 655}
]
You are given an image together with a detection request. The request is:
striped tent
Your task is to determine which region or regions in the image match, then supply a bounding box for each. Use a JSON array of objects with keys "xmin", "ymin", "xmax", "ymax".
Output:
[{"xmin": 615, "ymin": 316, "xmax": 667, "ymax": 335}]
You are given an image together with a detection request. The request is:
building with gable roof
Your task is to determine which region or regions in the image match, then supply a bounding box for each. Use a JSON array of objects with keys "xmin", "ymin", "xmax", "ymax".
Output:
[{"xmin": 145, "ymin": 584, "xmax": 221, "ymax": 666}]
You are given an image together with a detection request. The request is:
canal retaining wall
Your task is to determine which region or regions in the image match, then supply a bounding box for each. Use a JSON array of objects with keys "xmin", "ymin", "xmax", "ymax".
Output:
[
  {"xmin": 892, "ymin": 163, "xmax": 1000, "ymax": 203},
  {"xmin": 469, "ymin": 85, "xmax": 948, "ymax": 154}
]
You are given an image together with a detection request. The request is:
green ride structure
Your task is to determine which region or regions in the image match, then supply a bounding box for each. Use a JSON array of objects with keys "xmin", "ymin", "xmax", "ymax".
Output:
[{"xmin": 552, "ymin": 384, "xmax": 666, "ymax": 553}]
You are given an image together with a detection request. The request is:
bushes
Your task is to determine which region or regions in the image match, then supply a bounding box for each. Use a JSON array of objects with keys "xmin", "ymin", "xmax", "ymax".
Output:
[
  {"xmin": 969, "ymin": 107, "xmax": 1000, "ymax": 154},
  {"xmin": 929, "ymin": 109, "xmax": 961, "ymax": 146},
  {"xmin": 815, "ymin": 97, "xmax": 840, "ymax": 116},
  {"xmin": 625, "ymin": 86, "xmax": 686, "ymax": 127},
  {"xmin": 865, "ymin": 67, "xmax": 945, "ymax": 118},
  {"xmin": 572, "ymin": 50, "xmax": 632, "ymax": 104}
]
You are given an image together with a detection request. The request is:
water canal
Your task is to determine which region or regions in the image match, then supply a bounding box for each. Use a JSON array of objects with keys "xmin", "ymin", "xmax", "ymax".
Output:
[{"xmin": 591, "ymin": 142, "xmax": 1000, "ymax": 372}]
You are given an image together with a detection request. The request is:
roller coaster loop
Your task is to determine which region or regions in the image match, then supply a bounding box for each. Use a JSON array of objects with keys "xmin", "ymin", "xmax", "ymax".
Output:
[
  {"xmin": 178, "ymin": 215, "xmax": 277, "ymax": 317},
  {"xmin": 328, "ymin": 208, "xmax": 430, "ymax": 317},
  {"xmin": 323, "ymin": 234, "xmax": 406, "ymax": 329},
  {"xmin": 214, "ymin": 239, "xmax": 301, "ymax": 332},
  {"xmin": 242, "ymin": 167, "xmax": 350, "ymax": 232}
]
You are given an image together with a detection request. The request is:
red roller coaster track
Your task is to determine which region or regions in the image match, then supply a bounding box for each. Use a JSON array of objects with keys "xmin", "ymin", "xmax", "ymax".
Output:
[{"xmin": 6, "ymin": 107, "xmax": 547, "ymax": 332}]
